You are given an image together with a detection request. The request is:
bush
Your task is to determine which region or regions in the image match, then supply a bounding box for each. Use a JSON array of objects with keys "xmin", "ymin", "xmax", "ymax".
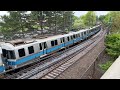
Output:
[{"xmin": 99, "ymin": 61, "xmax": 113, "ymax": 71}]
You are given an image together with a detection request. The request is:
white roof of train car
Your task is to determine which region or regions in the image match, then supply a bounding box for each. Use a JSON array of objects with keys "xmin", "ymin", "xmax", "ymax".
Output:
[{"xmin": 0, "ymin": 25, "xmax": 101, "ymax": 50}]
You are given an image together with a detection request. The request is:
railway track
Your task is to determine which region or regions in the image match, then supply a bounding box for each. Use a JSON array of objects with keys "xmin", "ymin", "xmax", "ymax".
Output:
[
  {"xmin": 30, "ymin": 31, "xmax": 104, "ymax": 79},
  {"xmin": 2, "ymin": 29, "xmax": 103, "ymax": 79}
]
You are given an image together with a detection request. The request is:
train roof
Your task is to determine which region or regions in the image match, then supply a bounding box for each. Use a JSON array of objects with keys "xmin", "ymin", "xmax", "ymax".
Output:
[
  {"xmin": 0, "ymin": 34, "xmax": 62, "ymax": 49},
  {"xmin": 0, "ymin": 25, "xmax": 101, "ymax": 50}
]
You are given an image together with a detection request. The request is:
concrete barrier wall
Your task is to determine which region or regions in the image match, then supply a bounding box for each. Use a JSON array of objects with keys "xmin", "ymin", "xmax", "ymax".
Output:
[{"xmin": 101, "ymin": 56, "xmax": 120, "ymax": 79}]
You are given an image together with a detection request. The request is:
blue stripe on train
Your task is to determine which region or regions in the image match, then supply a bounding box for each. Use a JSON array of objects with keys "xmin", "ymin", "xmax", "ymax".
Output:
[
  {"xmin": 47, "ymin": 44, "xmax": 63, "ymax": 53},
  {"xmin": 64, "ymin": 40, "xmax": 74, "ymax": 46},
  {"xmin": 0, "ymin": 65, "xmax": 5, "ymax": 72},
  {"xmin": 7, "ymin": 44, "xmax": 64, "ymax": 66},
  {"xmin": 7, "ymin": 30, "xmax": 98, "ymax": 66},
  {"xmin": 74, "ymin": 37, "xmax": 82, "ymax": 43},
  {"xmin": 8, "ymin": 51, "xmax": 44, "ymax": 66}
]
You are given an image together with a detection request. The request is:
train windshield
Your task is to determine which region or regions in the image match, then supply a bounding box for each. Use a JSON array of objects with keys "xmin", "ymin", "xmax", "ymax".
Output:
[{"xmin": 2, "ymin": 49, "xmax": 16, "ymax": 59}]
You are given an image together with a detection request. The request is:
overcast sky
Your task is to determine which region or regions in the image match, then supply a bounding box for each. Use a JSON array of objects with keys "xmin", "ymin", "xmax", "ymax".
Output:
[
  {"xmin": 0, "ymin": 11, "xmax": 109, "ymax": 17},
  {"xmin": 74, "ymin": 11, "xmax": 109, "ymax": 17}
]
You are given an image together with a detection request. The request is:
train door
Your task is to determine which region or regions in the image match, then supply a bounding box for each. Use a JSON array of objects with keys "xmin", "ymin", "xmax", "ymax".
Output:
[
  {"xmin": 60, "ymin": 37, "xmax": 65, "ymax": 47},
  {"xmin": 42, "ymin": 42, "xmax": 48, "ymax": 55},
  {"xmin": 81, "ymin": 32, "xmax": 84, "ymax": 40}
]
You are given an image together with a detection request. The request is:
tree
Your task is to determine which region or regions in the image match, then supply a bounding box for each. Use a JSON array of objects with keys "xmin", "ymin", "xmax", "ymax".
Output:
[
  {"xmin": 83, "ymin": 11, "xmax": 97, "ymax": 27},
  {"xmin": 73, "ymin": 16, "xmax": 85, "ymax": 29},
  {"xmin": 0, "ymin": 11, "xmax": 74, "ymax": 39},
  {"xmin": 30, "ymin": 11, "xmax": 46, "ymax": 34},
  {"xmin": 99, "ymin": 11, "xmax": 120, "ymax": 33},
  {"xmin": 0, "ymin": 11, "xmax": 30, "ymax": 39},
  {"xmin": 105, "ymin": 33, "xmax": 120, "ymax": 59}
]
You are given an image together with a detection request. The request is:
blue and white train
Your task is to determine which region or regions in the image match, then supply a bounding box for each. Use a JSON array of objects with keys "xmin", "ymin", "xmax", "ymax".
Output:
[{"xmin": 0, "ymin": 24, "xmax": 102, "ymax": 73}]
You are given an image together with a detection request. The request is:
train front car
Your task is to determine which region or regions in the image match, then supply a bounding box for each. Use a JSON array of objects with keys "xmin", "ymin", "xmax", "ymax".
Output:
[
  {"xmin": 0, "ymin": 47, "xmax": 5, "ymax": 73},
  {"xmin": 0, "ymin": 43, "xmax": 17, "ymax": 69}
]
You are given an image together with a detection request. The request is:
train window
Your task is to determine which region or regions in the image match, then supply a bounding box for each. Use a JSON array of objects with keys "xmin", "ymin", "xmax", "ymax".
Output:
[
  {"xmin": 76, "ymin": 34, "xmax": 78, "ymax": 38},
  {"xmin": 60, "ymin": 38, "xmax": 62, "ymax": 43},
  {"xmin": 18, "ymin": 48, "xmax": 25, "ymax": 57},
  {"xmin": 55, "ymin": 40, "xmax": 58, "ymax": 45},
  {"xmin": 28, "ymin": 46, "xmax": 34, "ymax": 54},
  {"xmin": 71, "ymin": 36, "xmax": 73, "ymax": 40},
  {"xmin": 51, "ymin": 41, "xmax": 54, "ymax": 46},
  {"xmin": 73, "ymin": 35, "xmax": 75, "ymax": 39},
  {"xmin": 67, "ymin": 37, "xmax": 70, "ymax": 41},
  {"xmin": 84, "ymin": 32, "xmax": 86, "ymax": 35},
  {"xmin": 81, "ymin": 33, "xmax": 83, "ymax": 36},
  {"xmin": 39, "ymin": 43, "xmax": 42, "ymax": 50},
  {"xmin": 76, "ymin": 34, "xmax": 78, "ymax": 37},
  {"xmin": 43, "ymin": 42, "xmax": 47, "ymax": 49},
  {"xmin": 7, "ymin": 50, "xmax": 16, "ymax": 59},
  {"xmin": 63, "ymin": 37, "xmax": 65, "ymax": 42}
]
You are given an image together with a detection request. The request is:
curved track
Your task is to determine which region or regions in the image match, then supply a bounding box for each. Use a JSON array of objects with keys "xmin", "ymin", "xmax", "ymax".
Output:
[{"xmin": 1, "ymin": 29, "xmax": 104, "ymax": 79}]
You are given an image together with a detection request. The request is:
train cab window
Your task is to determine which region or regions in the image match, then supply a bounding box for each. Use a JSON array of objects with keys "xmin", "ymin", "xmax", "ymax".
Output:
[
  {"xmin": 55, "ymin": 40, "xmax": 58, "ymax": 45},
  {"xmin": 43, "ymin": 42, "xmax": 47, "ymax": 49},
  {"xmin": 39, "ymin": 43, "xmax": 42, "ymax": 50},
  {"xmin": 7, "ymin": 50, "xmax": 16, "ymax": 59},
  {"xmin": 28, "ymin": 46, "xmax": 34, "ymax": 54},
  {"xmin": 51, "ymin": 41, "xmax": 54, "ymax": 46},
  {"xmin": 2, "ymin": 49, "xmax": 7, "ymax": 57},
  {"xmin": 67, "ymin": 37, "xmax": 70, "ymax": 41},
  {"xmin": 18, "ymin": 48, "xmax": 25, "ymax": 57}
]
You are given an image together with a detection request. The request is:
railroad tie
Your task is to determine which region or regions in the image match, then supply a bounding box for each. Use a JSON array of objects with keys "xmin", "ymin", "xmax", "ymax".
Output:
[
  {"xmin": 47, "ymin": 73, "xmax": 56, "ymax": 78},
  {"xmin": 42, "ymin": 75, "xmax": 53, "ymax": 79}
]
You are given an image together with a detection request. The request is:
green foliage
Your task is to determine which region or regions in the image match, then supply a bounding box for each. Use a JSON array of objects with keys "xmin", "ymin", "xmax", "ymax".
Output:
[
  {"xmin": 105, "ymin": 33, "xmax": 120, "ymax": 58},
  {"xmin": 73, "ymin": 16, "xmax": 85, "ymax": 29},
  {"xmin": 99, "ymin": 11, "xmax": 120, "ymax": 33},
  {"xmin": 0, "ymin": 11, "xmax": 74, "ymax": 38},
  {"xmin": 99, "ymin": 61, "xmax": 113, "ymax": 71},
  {"xmin": 83, "ymin": 11, "xmax": 97, "ymax": 27},
  {"xmin": 73, "ymin": 11, "xmax": 97, "ymax": 29},
  {"xmin": 0, "ymin": 11, "xmax": 31, "ymax": 37}
]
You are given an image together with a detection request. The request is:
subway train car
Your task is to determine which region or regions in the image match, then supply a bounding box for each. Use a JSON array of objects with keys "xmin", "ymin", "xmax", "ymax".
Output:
[{"xmin": 0, "ymin": 24, "xmax": 102, "ymax": 72}]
